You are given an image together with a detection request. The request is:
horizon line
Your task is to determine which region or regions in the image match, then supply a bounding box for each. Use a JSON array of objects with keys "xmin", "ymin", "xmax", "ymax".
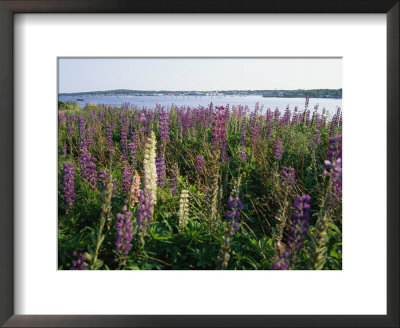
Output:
[{"xmin": 59, "ymin": 87, "xmax": 342, "ymax": 94}]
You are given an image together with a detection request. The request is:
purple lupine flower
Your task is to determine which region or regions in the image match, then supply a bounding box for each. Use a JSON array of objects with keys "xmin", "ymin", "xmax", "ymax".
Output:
[
  {"xmin": 250, "ymin": 119, "xmax": 262, "ymax": 144},
  {"xmin": 240, "ymin": 117, "xmax": 247, "ymax": 146},
  {"xmin": 324, "ymin": 158, "xmax": 342, "ymax": 207},
  {"xmin": 287, "ymin": 194, "xmax": 312, "ymax": 253},
  {"xmin": 320, "ymin": 107, "xmax": 328, "ymax": 128},
  {"xmin": 129, "ymin": 131, "xmax": 138, "ymax": 168},
  {"xmin": 78, "ymin": 142, "xmax": 97, "ymax": 186},
  {"xmin": 336, "ymin": 107, "xmax": 341, "ymax": 119},
  {"xmin": 232, "ymin": 105, "xmax": 239, "ymax": 118},
  {"xmin": 70, "ymin": 251, "xmax": 86, "ymax": 270},
  {"xmin": 329, "ymin": 111, "xmax": 340, "ymax": 137},
  {"xmin": 265, "ymin": 123, "xmax": 273, "ymax": 140},
  {"xmin": 238, "ymin": 149, "xmax": 246, "ymax": 162},
  {"xmin": 156, "ymin": 150, "xmax": 166, "ymax": 187},
  {"xmin": 122, "ymin": 165, "xmax": 131, "ymax": 195},
  {"xmin": 224, "ymin": 104, "xmax": 231, "ymax": 121},
  {"xmin": 128, "ymin": 119, "xmax": 133, "ymax": 138},
  {"xmin": 336, "ymin": 134, "xmax": 342, "ymax": 159},
  {"xmin": 87, "ymin": 159, "xmax": 97, "ymax": 186},
  {"xmin": 62, "ymin": 162, "xmax": 75, "ymax": 213},
  {"xmin": 137, "ymin": 190, "xmax": 154, "ymax": 232},
  {"xmin": 305, "ymin": 110, "xmax": 311, "ymax": 128},
  {"xmin": 225, "ymin": 197, "xmax": 243, "ymax": 231},
  {"xmin": 249, "ymin": 111, "xmax": 256, "ymax": 130},
  {"xmin": 115, "ymin": 205, "xmax": 133, "ymax": 256},
  {"xmin": 305, "ymin": 94, "xmax": 310, "ymax": 109},
  {"xmin": 182, "ymin": 108, "xmax": 192, "ymax": 137},
  {"xmin": 98, "ymin": 169, "xmax": 107, "ymax": 187},
  {"xmin": 204, "ymin": 103, "xmax": 213, "ymax": 129},
  {"xmin": 274, "ymin": 107, "xmax": 280, "ymax": 122},
  {"xmin": 281, "ymin": 166, "xmax": 296, "ymax": 186},
  {"xmin": 132, "ymin": 110, "xmax": 140, "ymax": 127},
  {"xmin": 280, "ymin": 105, "xmax": 291, "ymax": 127},
  {"xmin": 337, "ymin": 107, "xmax": 342, "ymax": 127},
  {"xmin": 254, "ymin": 102, "xmax": 259, "ymax": 114},
  {"xmin": 67, "ymin": 121, "xmax": 75, "ymax": 137},
  {"xmin": 159, "ymin": 107, "xmax": 170, "ymax": 143},
  {"xmin": 272, "ymin": 195, "xmax": 311, "ymax": 270},
  {"xmin": 71, "ymin": 113, "xmax": 78, "ymax": 126},
  {"xmin": 324, "ymin": 135, "xmax": 342, "ymax": 207},
  {"xmin": 98, "ymin": 168, "xmax": 117, "ymax": 195},
  {"xmin": 265, "ymin": 108, "xmax": 273, "ymax": 121},
  {"xmin": 274, "ymin": 136, "xmax": 284, "ymax": 160},
  {"xmin": 146, "ymin": 110, "xmax": 155, "ymax": 137},
  {"xmin": 291, "ymin": 106, "xmax": 299, "ymax": 125},
  {"xmin": 58, "ymin": 111, "xmax": 67, "ymax": 125},
  {"xmin": 86, "ymin": 127, "xmax": 95, "ymax": 148},
  {"xmin": 315, "ymin": 113, "xmax": 322, "ymax": 130},
  {"xmin": 271, "ymin": 241, "xmax": 290, "ymax": 270},
  {"xmin": 79, "ymin": 114, "xmax": 86, "ymax": 141},
  {"xmin": 120, "ymin": 124, "xmax": 129, "ymax": 162},
  {"xmin": 105, "ymin": 125, "xmax": 113, "ymax": 157},
  {"xmin": 328, "ymin": 134, "xmax": 342, "ymax": 162},
  {"xmin": 195, "ymin": 155, "xmax": 204, "ymax": 173},
  {"xmin": 211, "ymin": 106, "xmax": 227, "ymax": 148},
  {"xmin": 98, "ymin": 109, "xmax": 105, "ymax": 122}
]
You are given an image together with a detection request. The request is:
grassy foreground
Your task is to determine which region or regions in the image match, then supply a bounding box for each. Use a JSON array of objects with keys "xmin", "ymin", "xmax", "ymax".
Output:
[{"xmin": 58, "ymin": 100, "xmax": 342, "ymax": 270}]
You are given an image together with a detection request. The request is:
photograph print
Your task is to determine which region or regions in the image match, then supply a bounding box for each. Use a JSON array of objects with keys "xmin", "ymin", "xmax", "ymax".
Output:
[{"xmin": 58, "ymin": 58, "xmax": 342, "ymax": 270}]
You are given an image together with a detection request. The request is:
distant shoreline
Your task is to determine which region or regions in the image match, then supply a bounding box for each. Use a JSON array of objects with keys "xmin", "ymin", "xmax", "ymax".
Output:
[{"xmin": 59, "ymin": 88, "xmax": 342, "ymax": 99}]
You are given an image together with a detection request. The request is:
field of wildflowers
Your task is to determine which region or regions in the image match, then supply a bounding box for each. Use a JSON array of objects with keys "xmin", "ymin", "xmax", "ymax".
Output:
[{"xmin": 58, "ymin": 97, "xmax": 342, "ymax": 270}]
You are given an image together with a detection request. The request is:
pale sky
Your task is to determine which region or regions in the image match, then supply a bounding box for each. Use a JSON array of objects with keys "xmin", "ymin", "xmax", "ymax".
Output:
[{"xmin": 58, "ymin": 58, "xmax": 342, "ymax": 93}]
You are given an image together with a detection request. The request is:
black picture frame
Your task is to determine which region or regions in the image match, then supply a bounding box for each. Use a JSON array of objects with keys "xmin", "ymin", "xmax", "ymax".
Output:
[{"xmin": 0, "ymin": 1, "xmax": 398, "ymax": 327}]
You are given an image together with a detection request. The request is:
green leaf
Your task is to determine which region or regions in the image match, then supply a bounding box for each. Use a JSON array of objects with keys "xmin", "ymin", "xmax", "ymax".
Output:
[
  {"xmin": 84, "ymin": 252, "xmax": 93, "ymax": 262},
  {"xmin": 94, "ymin": 260, "xmax": 103, "ymax": 270},
  {"xmin": 328, "ymin": 222, "xmax": 342, "ymax": 235}
]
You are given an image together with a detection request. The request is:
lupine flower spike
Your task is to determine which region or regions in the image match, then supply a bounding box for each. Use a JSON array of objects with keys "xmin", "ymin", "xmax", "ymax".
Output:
[
  {"xmin": 62, "ymin": 162, "xmax": 75, "ymax": 214},
  {"xmin": 115, "ymin": 205, "xmax": 133, "ymax": 264},
  {"xmin": 143, "ymin": 131, "xmax": 157, "ymax": 205},
  {"xmin": 130, "ymin": 171, "xmax": 141, "ymax": 207},
  {"xmin": 178, "ymin": 189, "xmax": 190, "ymax": 230}
]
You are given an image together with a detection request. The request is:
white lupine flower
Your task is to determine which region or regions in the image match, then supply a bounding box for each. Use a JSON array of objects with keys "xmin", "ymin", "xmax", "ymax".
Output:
[
  {"xmin": 179, "ymin": 189, "xmax": 190, "ymax": 229},
  {"xmin": 143, "ymin": 131, "xmax": 157, "ymax": 205}
]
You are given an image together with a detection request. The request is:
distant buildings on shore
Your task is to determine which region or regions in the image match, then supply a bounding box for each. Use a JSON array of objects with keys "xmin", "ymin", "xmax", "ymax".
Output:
[{"xmin": 262, "ymin": 90, "xmax": 340, "ymax": 99}]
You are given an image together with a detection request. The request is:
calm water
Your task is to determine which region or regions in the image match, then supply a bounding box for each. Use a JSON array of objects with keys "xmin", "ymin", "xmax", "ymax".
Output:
[{"xmin": 58, "ymin": 95, "xmax": 342, "ymax": 113}]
